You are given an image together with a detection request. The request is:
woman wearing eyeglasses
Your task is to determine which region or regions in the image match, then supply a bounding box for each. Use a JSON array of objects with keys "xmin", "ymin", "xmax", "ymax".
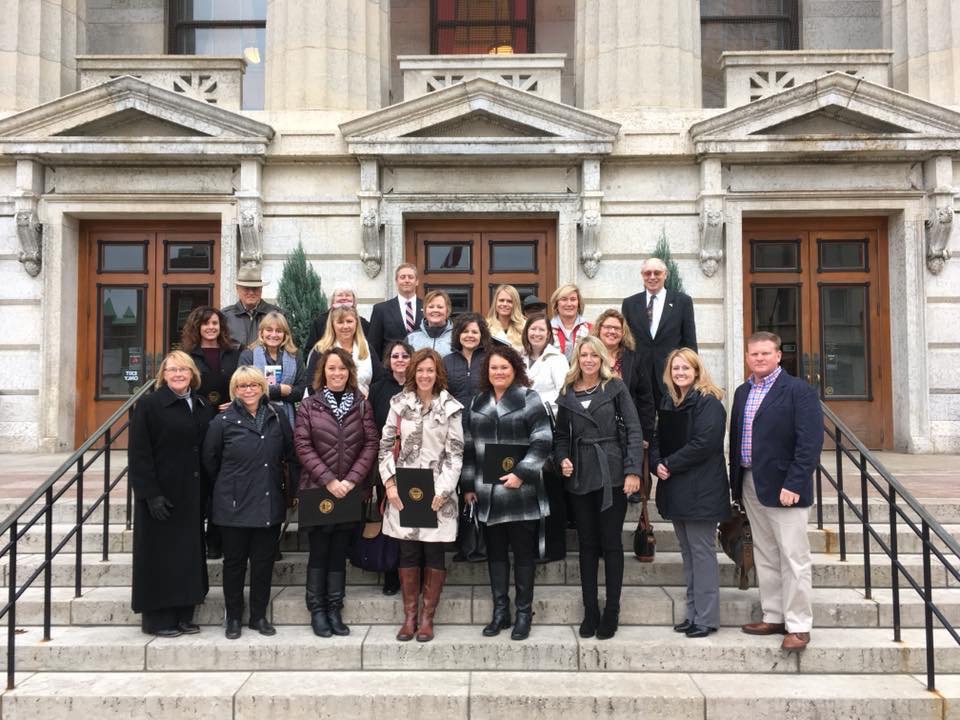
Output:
[{"xmin": 128, "ymin": 351, "xmax": 211, "ymax": 638}]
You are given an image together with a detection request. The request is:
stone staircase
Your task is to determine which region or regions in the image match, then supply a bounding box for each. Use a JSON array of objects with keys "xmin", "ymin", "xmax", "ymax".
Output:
[{"xmin": 3, "ymin": 497, "xmax": 960, "ymax": 719}]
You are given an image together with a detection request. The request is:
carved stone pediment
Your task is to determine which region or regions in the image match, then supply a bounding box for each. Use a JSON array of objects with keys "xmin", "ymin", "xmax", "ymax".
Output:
[
  {"xmin": 58, "ymin": 108, "xmax": 208, "ymax": 138},
  {"xmin": 403, "ymin": 110, "xmax": 555, "ymax": 138},
  {"xmin": 755, "ymin": 107, "xmax": 912, "ymax": 135}
]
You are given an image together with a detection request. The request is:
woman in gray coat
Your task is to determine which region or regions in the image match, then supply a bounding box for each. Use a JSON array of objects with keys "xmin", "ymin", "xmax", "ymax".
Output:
[{"xmin": 461, "ymin": 345, "xmax": 553, "ymax": 641}]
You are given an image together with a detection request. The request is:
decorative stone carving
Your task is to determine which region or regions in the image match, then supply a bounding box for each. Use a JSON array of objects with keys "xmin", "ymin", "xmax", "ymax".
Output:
[
  {"xmin": 925, "ymin": 205, "xmax": 953, "ymax": 274},
  {"xmin": 15, "ymin": 210, "xmax": 42, "ymax": 277},
  {"xmin": 698, "ymin": 210, "xmax": 725, "ymax": 277},
  {"xmin": 238, "ymin": 206, "xmax": 263, "ymax": 268},
  {"xmin": 399, "ymin": 54, "xmax": 566, "ymax": 103},
  {"xmin": 360, "ymin": 209, "xmax": 383, "ymax": 279},
  {"xmin": 579, "ymin": 210, "xmax": 602, "ymax": 279}
]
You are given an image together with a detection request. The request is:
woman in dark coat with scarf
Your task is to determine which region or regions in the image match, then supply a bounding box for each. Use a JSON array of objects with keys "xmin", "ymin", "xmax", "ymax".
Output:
[
  {"xmin": 650, "ymin": 347, "xmax": 729, "ymax": 638},
  {"xmin": 181, "ymin": 305, "xmax": 240, "ymax": 560},
  {"xmin": 295, "ymin": 347, "xmax": 379, "ymax": 637},
  {"xmin": 442, "ymin": 312, "xmax": 490, "ymax": 409},
  {"xmin": 461, "ymin": 345, "xmax": 553, "ymax": 641},
  {"xmin": 554, "ymin": 336, "xmax": 645, "ymax": 641},
  {"xmin": 128, "ymin": 350, "xmax": 211, "ymax": 637}
]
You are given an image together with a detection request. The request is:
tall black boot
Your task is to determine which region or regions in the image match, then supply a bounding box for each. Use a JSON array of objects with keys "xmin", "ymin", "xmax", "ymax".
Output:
[
  {"xmin": 326, "ymin": 571, "xmax": 350, "ymax": 636},
  {"xmin": 306, "ymin": 568, "xmax": 331, "ymax": 638},
  {"xmin": 597, "ymin": 550, "xmax": 624, "ymax": 640},
  {"xmin": 482, "ymin": 560, "xmax": 512, "ymax": 636},
  {"xmin": 511, "ymin": 564, "xmax": 535, "ymax": 641},
  {"xmin": 578, "ymin": 550, "xmax": 601, "ymax": 638}
]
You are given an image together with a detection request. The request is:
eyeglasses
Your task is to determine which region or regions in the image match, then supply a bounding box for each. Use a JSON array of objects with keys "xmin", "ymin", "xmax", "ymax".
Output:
[
  {"xmin": 236, "ymin": 383, "xmax": 262, "ymax": 391},
  {"xmin": 163, "ymin": 367, "xmax": 191, "ymax": 374},
  {"xmin": 642, "ymin": 270, "xmax": 665, "ymax": 277},
  {"xmin": 390, "ymin": 353, "xmax": 410, "ymax": 359},
  {"xmin": 599, "ymin": 324, "xmax": 623, "ymax": 333}
]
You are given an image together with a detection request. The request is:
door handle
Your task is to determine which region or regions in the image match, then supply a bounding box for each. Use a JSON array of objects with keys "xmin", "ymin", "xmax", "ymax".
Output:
[
  {"xmin": 812, "ymin": 352, "xmax": 821, "ymax": 390},
  {"xmin": 801, "ymin": 352, "xmax": 811, "ymax": 385}
]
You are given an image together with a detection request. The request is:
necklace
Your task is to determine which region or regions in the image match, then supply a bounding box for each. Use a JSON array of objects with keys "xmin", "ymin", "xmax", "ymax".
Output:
[{"xmin": 576, "ymin": 382, "xmax": 600, "ymax": 395}]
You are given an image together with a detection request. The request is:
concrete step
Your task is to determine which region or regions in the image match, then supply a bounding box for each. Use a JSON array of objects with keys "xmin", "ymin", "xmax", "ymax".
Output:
[{"xmin": 2, "ymin": 624, "xmax": 959, "ymax": 675}]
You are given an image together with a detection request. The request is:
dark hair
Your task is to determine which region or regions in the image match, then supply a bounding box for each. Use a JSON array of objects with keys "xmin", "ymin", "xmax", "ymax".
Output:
[
  {"xmin": 478, "ymin": 345, "xmax": 531, "ymax": 393},
  {"xmin": 520, "ymin": 312, "xmax": 553, "ymax": 357},
  {"xmin": 402, "ymin": 348, "xmax": 449, "ymax": 395},
  {"xmin": 746, "ymin": 331, "xmax": 782, "ymax": 350},
  {"xmin": 450, "ymin": 312, "xmax": 491, "ymax": 352},
  {"xmin": 311, "ymin": 347, "xmax": 358, "ymax": 391},
  {"xmin": 180, "ymin": 306, "xmax": 233, "ymax": 352},
  {"xmin": 382, "ymin": 340, "xmax": 414, "ymax": 366}
]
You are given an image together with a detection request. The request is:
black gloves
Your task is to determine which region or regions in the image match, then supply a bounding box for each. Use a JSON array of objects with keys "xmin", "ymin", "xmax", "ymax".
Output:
[{"xmin": 146, "ymin": 495, "xmax": 174, "ymax": 521}]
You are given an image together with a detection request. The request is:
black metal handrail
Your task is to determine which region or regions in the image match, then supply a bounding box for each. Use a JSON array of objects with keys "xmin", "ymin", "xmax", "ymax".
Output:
[
  {"xmin": 816, "ymin": 401, "xmax": 960, "ymax": 691},
  {"xmin": 0, "ymin": 381, "xmax": 155, "ymax": 690}
]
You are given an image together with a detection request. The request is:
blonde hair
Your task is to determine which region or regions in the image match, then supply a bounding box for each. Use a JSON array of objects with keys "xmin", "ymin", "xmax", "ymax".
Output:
[
  {"xmin": 229, "ymin": 365, "xmax": 269, "ymax": 400},
  {"xmin": 251, "ymin": 311, "xmax": 298, "ymax": 354},
  {"xmin": 663, "ymin": 347, "xmax": 724, "ymax": 405},
  {"xmin": 486, "ymin": 284, "xmax": 525, "ymax": 341},
  {"xmin": 562, "ymin": 336, "xmax": 613, "ymax": 391},
  {"xmin": 550, "ymin": 283, "xmax": 584, "ymax": 317},
  {"xmin": 155, "ymin": 350, "xmax": 201, "ymax": 389},
  {"xmin": 315, "ymin": 306, "xmax": 369, "ymax": 360},
  {"xmin": 590, "ymin": 308, "xmax": 635, "ymax": 352}
]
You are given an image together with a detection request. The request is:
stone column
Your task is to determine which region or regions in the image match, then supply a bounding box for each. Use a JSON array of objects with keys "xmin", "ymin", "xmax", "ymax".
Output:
[
  {"xmin": 575, "ymin": 0, "xmax": 701, "ymax": 109},
  {"xmin": 884, "ymin": 0, "xmax": 960, "ymax": 106},
  {"xmin": 265, "ymin": 0, "xmax": 389, "ymax": 111},
  {"xmin": 0, "ymin": 0, "xmax": 86, "ymax": 111}
]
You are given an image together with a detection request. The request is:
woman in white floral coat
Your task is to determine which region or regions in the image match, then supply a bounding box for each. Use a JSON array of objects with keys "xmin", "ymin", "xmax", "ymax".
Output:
[{"xmin": 378, "ymin": 348, "xmax": 464, "ymax": 643}]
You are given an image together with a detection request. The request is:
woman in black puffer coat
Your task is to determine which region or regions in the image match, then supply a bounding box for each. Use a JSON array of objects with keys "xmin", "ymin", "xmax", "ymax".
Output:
[{"xmin": 649, "ymin": 347, "xmax": 730, "ymax": 639}]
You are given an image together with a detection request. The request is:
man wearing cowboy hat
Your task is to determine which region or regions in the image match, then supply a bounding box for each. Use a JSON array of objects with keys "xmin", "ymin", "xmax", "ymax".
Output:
[{"xmin": 222, "ymin": 266, "xmax": 281, "ymax": 348}]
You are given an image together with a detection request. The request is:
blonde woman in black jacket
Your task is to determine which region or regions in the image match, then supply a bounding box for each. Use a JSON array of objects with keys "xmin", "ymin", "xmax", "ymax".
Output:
[{"xmin": 554, "ymin": 336, "xmax": 644, "ymax": 640}]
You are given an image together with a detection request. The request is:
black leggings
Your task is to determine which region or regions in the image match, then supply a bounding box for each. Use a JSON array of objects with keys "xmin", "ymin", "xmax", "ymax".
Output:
[
  {"xmin": 399, "ymin": 540, "xmax": 446, "ymax": 570},
  {"xmin": 307, "ymin": 524, "xmax": 355, "ymax": 572},
  {"xmin": 569, "ymin": 487, "xmax": 627, "ymax": 610},
  {"xmin": 484, "ymin": 519, "xmax": 538, "ymax": 567}
]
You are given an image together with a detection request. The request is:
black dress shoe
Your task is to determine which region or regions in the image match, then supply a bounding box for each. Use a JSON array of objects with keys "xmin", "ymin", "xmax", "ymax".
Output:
[
  {"xmin": 153, "ymin": 626, "xmax": 183, "ymax": 638},
  {"xmin": 685, "ymin": 624, "xmax": 717, "ymax": 638},
  {"xmin": 225, "ymin": 619, "xmax": 242, "ymax": 640},
  {"xmin": 249, "ymin": 618, "xmax": 277, "ymax": 636},
  {"xmin": 673, "ymin": 619, "xmax": 694, "ymax": 633},
  {"xmin": 177, "ymin": 621, "xmax": 200, "ymax": 634}
]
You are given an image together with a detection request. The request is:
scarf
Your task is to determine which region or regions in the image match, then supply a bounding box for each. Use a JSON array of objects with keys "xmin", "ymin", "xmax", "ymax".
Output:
[{"xmin": 322, "ymin": 387, "xmax": 354, "ymax": 423}]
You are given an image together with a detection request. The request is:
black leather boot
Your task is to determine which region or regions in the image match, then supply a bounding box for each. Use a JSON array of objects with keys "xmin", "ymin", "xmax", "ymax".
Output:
[
  {"xmin": 306, "ymin": 568, "xmax": 331, "ymax": 638},
  {"xmin": 511, "ymin": 564, "xmax": 535, "ymax": 641},
  {"xmin": 482, "ymin": 561, "xmax": 512, "ymax": 636},
  {"xmin": 326, "ymin": 571, "xmax": 350, "ymax": 636}
]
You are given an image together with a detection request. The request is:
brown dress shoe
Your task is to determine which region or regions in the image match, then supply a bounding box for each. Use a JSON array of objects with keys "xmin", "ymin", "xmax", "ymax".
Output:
[
  {"xmin": 781, "ymin": 632, "xmax": 811, "ymax": 651},
  {"xmin": 741, "ymin": 621, "xmax": 786, "ymax": 635}
]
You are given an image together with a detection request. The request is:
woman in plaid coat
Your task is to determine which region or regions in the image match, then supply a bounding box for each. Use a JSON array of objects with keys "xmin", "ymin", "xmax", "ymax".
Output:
[{"xmin": 461, "ymin": 345, "xmax": 553, "ymax": 641}]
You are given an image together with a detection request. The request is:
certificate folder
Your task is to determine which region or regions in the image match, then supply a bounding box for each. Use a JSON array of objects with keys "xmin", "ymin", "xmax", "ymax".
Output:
[
  {"xmin": 483, "ymin": 443, "xmax": 528, "ymax": 484},
  {"xmin": 396, "ymin": 468, "xmax": 437, "ymax": 528},
  {"xmin": 298, "ymin": 486, "xmax": 362, "ymax": 527},
  {"xmin": 656, "ymin": 408, "xmax": 693, "ymax": 458}
]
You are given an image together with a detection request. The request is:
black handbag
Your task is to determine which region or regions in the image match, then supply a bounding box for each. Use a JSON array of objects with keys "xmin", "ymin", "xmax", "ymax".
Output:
[
  {"xmin": 718, "ymin": 506, "xmax": 755, "ymax": 590},
  {"xmin": 348, "ymin": 489, "xmax": 400, "ymax": 573},
  {"xmin": 632, "ymin": 450, "xmax": 655, "ymax": 561},
  {"xmin": 454, "ymin": 501, "xmax": 487, "ymax": 562}
]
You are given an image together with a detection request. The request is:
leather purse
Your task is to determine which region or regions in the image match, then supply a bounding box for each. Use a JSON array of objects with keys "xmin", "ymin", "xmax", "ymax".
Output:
[
  {"xmin": 718, "ymin": 506, "xmax": 755, "ymax": 590},
  {"xmin": 632, "ymin": 450, "xmax": 655, "ymax": 562},
  {"xmin": 454, "ymin": 501, "xmax": 487, "ymax": 562}
]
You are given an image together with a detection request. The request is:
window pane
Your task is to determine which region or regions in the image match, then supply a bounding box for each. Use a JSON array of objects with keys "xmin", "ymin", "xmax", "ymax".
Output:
[
  {"xmin": 701, "ymin": 0, "xmax": 794, "ymax": 16},
  {"xmin": 166, "ymin": 286, "xmax": 212, "ymax": 352},
  {"xmin": 100, "ymin": 242, "xmax": 146, "ymax": 272},
  {"xmin": 752, "ymin": 241, "xmax": 799, "ymax": 272},
  {"xmin": 490, "ymin": 243, "xmax": 536, "ymax": 272},
  {"xmin": 175, "ymin": 0, "xmax": 265, "ymax": 21},
  {"xmin": 434, "ymin": 0, "xmax": 533, "ymax": 54},
  {"xmin": 752, "ymin": 285, "xmax": 800, "ymax": 376},
  {"xmin": 166, "ymin": 242, "xmax": 212, "ymax": 271},
  {"xmin": 173, "ymin": 25, "xmax": 266, "ymax": 110},
  {"xmin": 489, "ymin": 284, "xmax": 538, "ymax": 304},
  {"xmin": 820, "ymin": 285, "xmax": 869, "ymax": 398},
  {"xmin": 98, "ymin": 287, "xmax": 146, "ymax": 397},
  {"xmin": 426, "ymin": 285, "xmax": 472, "ymax": 316},
  {"xmin": 819, "ymin": 240, "xmax": 866, "ymax": 271},
  {"xmin": 426, "ymin": 243, "xmax": 471, "ymax": 271}
]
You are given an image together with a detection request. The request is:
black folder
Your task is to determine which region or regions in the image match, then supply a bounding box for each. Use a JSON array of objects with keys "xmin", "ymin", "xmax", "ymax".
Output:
[
  {"xmin": 656, "ymin": 408, "xmax": 693, "ymax": 458},
  {"xmin": 483, "ymin": 443, "xmax": 528, "ymax": 484},
  {"xmin": 396, "ymin": 468, "xmax": 437, "ymax": 528},
  {"xmin": 297, "ymin": 486, "xmax": 362, "ymax": 527}
]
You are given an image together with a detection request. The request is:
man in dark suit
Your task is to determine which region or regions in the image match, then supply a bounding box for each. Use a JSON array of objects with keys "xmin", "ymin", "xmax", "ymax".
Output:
[
  {"xmin": 621, "ymin": 257, "xmax": 698, "ymax": 406},
  {"xmin": 367, "ymin": 263, "xmax": 423, "ymax": 360},
  {"xmin": 303, "ymin": 286, "xmax": 371, "ymax": 358},
  {"xmin": 729, "ymin": 331, "xmax": 823, "ymax": 652}
]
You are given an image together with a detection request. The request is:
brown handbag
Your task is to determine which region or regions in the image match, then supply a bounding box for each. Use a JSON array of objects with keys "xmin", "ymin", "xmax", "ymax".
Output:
[
  {"xmin": 718, "ymin": 507, "xmax": 755, "ymax": 590},
  {"xmin": 632, "ymin": 450, "xmax": 656, "ymax": 562}
]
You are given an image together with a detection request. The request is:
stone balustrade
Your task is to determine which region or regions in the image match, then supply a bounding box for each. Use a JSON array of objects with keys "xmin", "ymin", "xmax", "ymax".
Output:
[
  {"xmin": 399, "ymin": 54, "xmax": 566, "ymax": 103},
  {"xmin": 722, "ymin": 50, "xmax": 893, "ymax": 107},
  {"xmin": 77, "ymin": 55, "xmax": 247, "ymax": 111}
]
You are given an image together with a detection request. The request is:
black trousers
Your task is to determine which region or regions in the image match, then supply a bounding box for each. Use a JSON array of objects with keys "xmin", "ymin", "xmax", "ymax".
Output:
[
  {"xmin": 399, "ymin": 540, "xmax": 446, "ymax": 570},
  {"xmin": 307, "ymin": 524, "xmax": 355, "ymax": 572},
  {"xmin": 542, "ymin": 465, "xmax": 567, "ymax": 560},
  {"xmin": 569, "ymin": 487, "xmax": 627, "ymax": 611},
  {"xmin": 484, "ymin": 519, "xmax": 538, "ymax": 567},
  {"xmin": 220, "ymin": 525, "xmax": 278, "ymax": 622}
]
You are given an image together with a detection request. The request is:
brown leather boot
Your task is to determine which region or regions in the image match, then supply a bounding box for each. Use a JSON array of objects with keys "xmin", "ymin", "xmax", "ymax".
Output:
[
  {"xmin": 416, "ymin": 567, "xmax": 447, "ymax": 642},
  {"xmin": 396, "ymin": 567, "xmax": 420, "ymax": 642}
]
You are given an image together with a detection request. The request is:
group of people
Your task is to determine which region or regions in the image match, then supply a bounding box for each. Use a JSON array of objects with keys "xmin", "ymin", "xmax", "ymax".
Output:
[{"xmin": 128, "ymin": 258, "xmax": 822, "ymax": 652}]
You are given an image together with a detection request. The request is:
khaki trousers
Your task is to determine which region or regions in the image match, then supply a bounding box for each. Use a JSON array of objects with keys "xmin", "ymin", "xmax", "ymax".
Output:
[{"xmin": 742, "ymin": 470, "xmax": 813, "ymax": 633}]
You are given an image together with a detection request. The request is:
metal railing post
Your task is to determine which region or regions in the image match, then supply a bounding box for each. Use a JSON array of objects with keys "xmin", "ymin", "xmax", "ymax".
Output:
[
  {"xmin": 835, "ymin": 425, "xmax": 846, "ymax": 562},
  {"xmin": 889, "ymin": 486, "xmax": 901, "ymax": 642},
  {"xmin": 75, "ymin": 454, "xmax": 83, "ymax": 598},
  {"xmin": 922, "ymin": 521, "xmax": 935, "ymax": 691},
  {"xmin": 43, "ymin": 486, "xmax": 52, "ymax": 641},
  {"xmin": 860, "ymin": 450, "xmax": 872, "ymax": 599},
  {"xmin": 102, "ymin": 426, "xmax": 111, "ymax": 561},
  {"xmin": 7, "ymin": 520, "xmax": 16, "ymax": 690},
  {"xmin": 815, "ymin": 463, "xmax": 824, "ymax": 530}
]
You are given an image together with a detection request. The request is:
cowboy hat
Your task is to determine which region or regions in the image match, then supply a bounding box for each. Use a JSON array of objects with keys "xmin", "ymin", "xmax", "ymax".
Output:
[{"xmin": 235, "ymin": 265, "xmax": 266, "ymax": 288}]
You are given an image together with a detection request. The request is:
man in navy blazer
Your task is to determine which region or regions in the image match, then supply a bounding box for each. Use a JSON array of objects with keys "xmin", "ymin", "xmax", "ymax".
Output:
[
  {"xmin": 729, "ymin": 331, "xmax": 823, "ymax": 652},
  {"xmin": 367, "ymin": 263, "xmax": 423, "ymax": 360}
]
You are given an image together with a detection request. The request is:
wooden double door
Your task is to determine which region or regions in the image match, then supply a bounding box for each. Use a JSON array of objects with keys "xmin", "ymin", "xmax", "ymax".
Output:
[
  {"xmin": 76, "ymin": 221, "xmax": 221, "ymax": 444},
  {"xmin": 405, "ymin": 219, "xmax": 556, "ymax": 317},
  {"xmin": 743, "ymin": 217, "xmax": 892, "ymax": 448}
]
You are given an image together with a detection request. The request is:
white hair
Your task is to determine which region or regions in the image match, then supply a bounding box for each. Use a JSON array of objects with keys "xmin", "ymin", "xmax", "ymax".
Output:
[
  {"xmin": 329, "ymin": 286, "xmax": 357, "ymax": 305},
  {"xmin": 641, "ymin": 257, "xmax": 668, "ymax": 273}
]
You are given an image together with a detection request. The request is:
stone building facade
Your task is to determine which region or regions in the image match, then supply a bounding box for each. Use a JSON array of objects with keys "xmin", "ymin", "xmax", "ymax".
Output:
[{"xmin": 0, "ymin": 0, "xmax": 957, "ymax": 454}]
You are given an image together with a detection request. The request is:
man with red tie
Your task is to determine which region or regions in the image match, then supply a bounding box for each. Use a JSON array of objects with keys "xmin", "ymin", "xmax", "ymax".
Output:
[{"xmin": 368, "ymin": 263, "xmax": 423, "ymax": 360}]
